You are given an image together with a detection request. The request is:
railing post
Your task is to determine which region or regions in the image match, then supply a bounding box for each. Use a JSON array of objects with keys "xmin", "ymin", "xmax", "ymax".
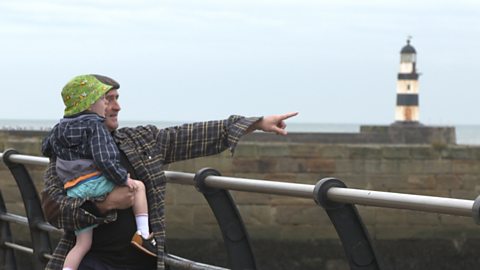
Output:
[
  {"xmin": 2, "ymin": 149, "xmax": 52, "ymax": 270},
  {"xmin": 471, "ymin": 195, "xmax": 480, "ymax": 224},
  {"xmin": 314, "ymin": 178, "xmax": 381, "ymax": 270},
  {"xmin": 194, "ymin": 168, "xmax": 257, "ymax": 270},
  {"xmin": 0, "ymin": 192, "xmax": 17, "ymax": 270}
]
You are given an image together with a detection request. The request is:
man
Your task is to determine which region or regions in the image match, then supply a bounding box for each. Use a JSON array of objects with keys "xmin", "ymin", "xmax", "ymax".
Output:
[{"xmin": 42, "ymin": 74, "xmax": 298, "ymax": 270}]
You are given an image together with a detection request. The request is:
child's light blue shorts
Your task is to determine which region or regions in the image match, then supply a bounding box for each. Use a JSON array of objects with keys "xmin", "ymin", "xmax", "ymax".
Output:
[{"xmin": 67, "ymin": 175, "xmax": 116, "ymax": 235}]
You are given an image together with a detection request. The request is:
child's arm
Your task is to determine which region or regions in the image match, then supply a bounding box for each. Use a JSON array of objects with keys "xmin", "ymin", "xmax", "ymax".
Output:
[{"xmin": 90, "ymin": 122, "xmax": 128, "ymax": 185}]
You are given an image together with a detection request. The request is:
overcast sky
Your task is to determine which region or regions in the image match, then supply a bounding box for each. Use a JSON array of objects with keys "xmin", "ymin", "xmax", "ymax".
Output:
[{"xmin": 1, "ymin": 0, "xmax": 479, "ymax": 125}]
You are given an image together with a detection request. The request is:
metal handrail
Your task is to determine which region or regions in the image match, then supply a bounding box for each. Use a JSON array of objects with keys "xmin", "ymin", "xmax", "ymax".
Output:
[
  {"xmin": 3, "ymin": 151, "xmax": 480, "ymax": 270},
  {"xmin": 1, "ymin": 152, "xmax": 479, "ymax": 218},
  {"xmin": 166, "ymin": 171, "xmax": 314, "ymax": 198},
  {"xmin": 0, "ymin": 212, "xmax": 61, "ymax": 234},
  {"xmin": 2, "ymin": 240, "xmax": 228, "ymax": 270},
  {"xmin": 0, "ymin": 211, "xmax": 227, "ymax": 270},
  {"xmin": 0, "ymin": 152, "xmax": 49, "ymax": 166},
  {"xmin": 0, "ymin": 152, "xmax": 228, "ymax": 270},
  {"xmin": 327, "ymin": 187, "xmax": 474, "ymax": 217}
]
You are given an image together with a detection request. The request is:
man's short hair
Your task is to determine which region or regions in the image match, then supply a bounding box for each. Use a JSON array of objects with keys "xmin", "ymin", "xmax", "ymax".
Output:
[{"xmin": 92, "ymin": 74, "xmax": 120, "ymax": 90}]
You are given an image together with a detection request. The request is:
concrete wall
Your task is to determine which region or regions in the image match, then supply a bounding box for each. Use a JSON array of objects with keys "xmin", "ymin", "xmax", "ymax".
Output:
[{"xmin": 1, "ymin": 130, "xmax": 480, "ymax": 269}]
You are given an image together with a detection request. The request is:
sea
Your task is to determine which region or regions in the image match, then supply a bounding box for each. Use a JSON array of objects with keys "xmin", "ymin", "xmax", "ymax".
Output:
[{"xmin": 1, "ymin": 119, "xmax": 479, "ymax": 145}]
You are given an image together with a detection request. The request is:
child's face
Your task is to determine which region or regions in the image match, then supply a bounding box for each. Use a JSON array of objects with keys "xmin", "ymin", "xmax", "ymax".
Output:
[{"xmin": 89, "ymin": 95, "xmax": 108, "ymax": 117}]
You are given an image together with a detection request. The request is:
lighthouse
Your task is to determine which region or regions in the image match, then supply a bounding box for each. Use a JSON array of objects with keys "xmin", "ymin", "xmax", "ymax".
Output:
[
  {"xmin": 357, "ymin": 37, "xmax": 455, "ymax": 144},
  {"xmin": 395, "ymin": 37, "xmax": 420, "ymax": 123}
]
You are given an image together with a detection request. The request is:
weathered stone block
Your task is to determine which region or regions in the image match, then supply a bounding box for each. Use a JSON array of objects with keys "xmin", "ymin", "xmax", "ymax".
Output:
[
  {"xmin": 459, "ymin": 175, "xmax": 480, "ymax": 189},
  {"xmin": 274, "ymin": 205, "xmax": 326, "ymax": 225},
  {"xmin": 365, "ymin": 174, "xmax": 406, "ymax": 190},
  {"xmin": 406, "ymin": 175, "xmax": 436, "ymax": 189},
  {"xmin": 382, "ymin": 146, "xmax": 411, "ymax": 159},
  {"xmin": 192, "ymin": 206, "xmax": 217, "ymax": 225},
  {"xmin": 349, "ymin": 146, "xmax": 382, "ymax": 159},
  {"xmin": 165, "ymin": 223, "xmax": 221, "ymax": 240},
  {"xmin": 375, "ymin": 208, "xmax": 408, "ymax": 225},
  {"xmin": 171, "ymin": 185, "xmax": 204, "ymax": 205},
  {"xmin": 337, "ymin": 159, "xmax": 366, "ymax": 174},
  {"xmin": 234, "ymin": 142, "xmax": 258, "ymax": 158},
  {"xmin": 434, "ymin": 174, "xmax": 462, "ymax": 190},
  {"xmin": 278, "ymin": 224, "xmax": 338, "ymax": 240},
  {"xmin": 442, "ymin": 147, "xmax": 475, "ymax": 160},
  {"xmin": 304, "ymin": 159, "xmax": 336, "ymax": 174},
  {"xmin": 232, "ymin": 191, "xmax": 273, "ymax": 205},
  {"xmin": 379, "ymin": 160, "xmax": 401, "ymax": 173},
  {"xmin": 406, "ymin": 211, "xmax": 441, "ymax": 225},
  {"xmin": 410, "ymin": 147, "xmax": 440, "ymax": 159},
  {"xmin": 364, "ymin": 160, "xmax": 382, "ymax": 174},
  {"xmin": 238, "ymin": 205, "xmax": 274, "ymax": 225},
  {"xmin": 270, "ymin": 196, "xmax": 314, "ymax": 207},
  {"xmin": 440, "ymin": 214, "xmax": 475, "ymax": 226},
  {"xmin": 257, "ymin": 143, "xmax": 290, "ymax": 157},
  {"xmin": 452, "ymin": 160, "xmax": 480, "ymax": 174},
  {"xmin": 5, "ymin": 202, "xmax": 26, "ymax": 216},
  {"xmin": 421, "ymin": 160, "xmax": 453, "ymax": 174},
  {"xmin": 246, "ymin": 225, "xmax": 282, "ymax": 239},
  {"xmin": 325, "ymin": 259, "xmax": 349, "ymax": 270},
  {"xmin": 166, "ymin": 205, "xmax": 194, "ymax": 224},
  {"xmin": 231, "ymin": 158, "xmax": 261, "ymax": 172},
  {"xmin": 316, "ymin": 145, "xmax": 350, "ymax": 159},
  {"xmin": 397, "ymin": 160, "xmax": 425, "ymax": 174},
  {"xmin": 287, "ymin": 143, "xmax": 325, "ymax": 158}
]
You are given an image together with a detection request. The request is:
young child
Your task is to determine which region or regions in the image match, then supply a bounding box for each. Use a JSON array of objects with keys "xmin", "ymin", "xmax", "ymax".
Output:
[{"xmin": 42, "ymin": 74, "xmax": 156, "ymax": 270}]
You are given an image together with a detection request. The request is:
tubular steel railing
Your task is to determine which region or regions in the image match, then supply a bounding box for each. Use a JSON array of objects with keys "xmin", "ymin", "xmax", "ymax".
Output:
[
  {"xmin": 2, "ymin": 150, "xmax": 480, "ymax": 270},
  {"xmin": 0, "ymin": 150, "xmax": 228, "ymax": 270}
]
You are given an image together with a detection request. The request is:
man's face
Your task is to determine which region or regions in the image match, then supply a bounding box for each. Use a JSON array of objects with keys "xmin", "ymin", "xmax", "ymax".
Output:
[{"xmin": 104, "ymin": 89, "xmax": 121, "ymax": 131}]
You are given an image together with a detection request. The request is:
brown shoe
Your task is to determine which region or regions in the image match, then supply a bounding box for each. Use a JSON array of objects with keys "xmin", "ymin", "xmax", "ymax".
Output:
[{"xmin": 131, "ymin": 231, "xmax": 157, "ymax": 257}]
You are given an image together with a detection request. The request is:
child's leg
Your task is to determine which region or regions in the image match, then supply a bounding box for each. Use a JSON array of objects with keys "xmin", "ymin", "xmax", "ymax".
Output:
[
  {"xmin": 132, "ymin": 180, "xmax": 150, "ymax": 238},
  {"xmin": 63, "ymin": 229, "xmax": 93, "ymax": 270}
]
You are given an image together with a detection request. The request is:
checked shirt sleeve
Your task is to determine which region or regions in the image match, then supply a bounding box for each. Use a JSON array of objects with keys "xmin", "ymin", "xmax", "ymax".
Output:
[{"xmin": 161, "ymin": 115, "xmax": 261, "ymax": 164}]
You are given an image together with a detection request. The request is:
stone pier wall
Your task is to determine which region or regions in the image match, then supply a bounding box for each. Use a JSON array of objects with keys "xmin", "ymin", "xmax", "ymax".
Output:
[{"xmin": 1, "ymin": 130, "xmax": 479, "ymax": 269}]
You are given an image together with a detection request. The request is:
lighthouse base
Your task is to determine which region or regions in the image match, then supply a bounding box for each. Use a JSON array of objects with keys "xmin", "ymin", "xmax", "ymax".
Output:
[{"xmin": 360, "ymin": 123, "xmax": 456, "ymax": 144}]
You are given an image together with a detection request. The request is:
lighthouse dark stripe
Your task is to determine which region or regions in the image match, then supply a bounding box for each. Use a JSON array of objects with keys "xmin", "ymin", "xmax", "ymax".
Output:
[
  {"xmin": 398, "ymin": 73, "xmax": 419, "ymax": 80},
  {"xmin": 397, "ymin": 94, "xmax": 418, "ymax": 106}
]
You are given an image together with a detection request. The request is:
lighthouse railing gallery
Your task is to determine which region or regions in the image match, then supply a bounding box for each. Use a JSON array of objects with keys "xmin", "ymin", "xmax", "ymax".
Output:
[{"xmin": 1, "ymin": 149, "xmax": 480, "ymax": 270}]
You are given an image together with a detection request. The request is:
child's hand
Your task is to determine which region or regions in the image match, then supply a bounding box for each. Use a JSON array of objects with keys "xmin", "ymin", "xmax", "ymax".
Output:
[{"xmin": 126, "ymin": 174, "xmax": 138, "ymax": 191}]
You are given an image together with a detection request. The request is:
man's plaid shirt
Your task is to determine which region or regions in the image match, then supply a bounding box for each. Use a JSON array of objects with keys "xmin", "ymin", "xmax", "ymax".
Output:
[{"xmin": 42, "ymin": 115, "xmax": 260, "ymax": 270}]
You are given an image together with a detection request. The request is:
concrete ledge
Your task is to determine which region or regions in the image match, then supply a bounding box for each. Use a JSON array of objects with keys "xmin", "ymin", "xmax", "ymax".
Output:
[{"xmin": 243, "ymin": 124, "xmax": 456, "ymax": 144}]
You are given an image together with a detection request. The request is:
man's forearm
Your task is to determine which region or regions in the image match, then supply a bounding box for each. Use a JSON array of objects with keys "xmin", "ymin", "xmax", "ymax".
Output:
[{"xmin": 82, "ymin": 200, "xmax": 107, "ymax": 217}]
